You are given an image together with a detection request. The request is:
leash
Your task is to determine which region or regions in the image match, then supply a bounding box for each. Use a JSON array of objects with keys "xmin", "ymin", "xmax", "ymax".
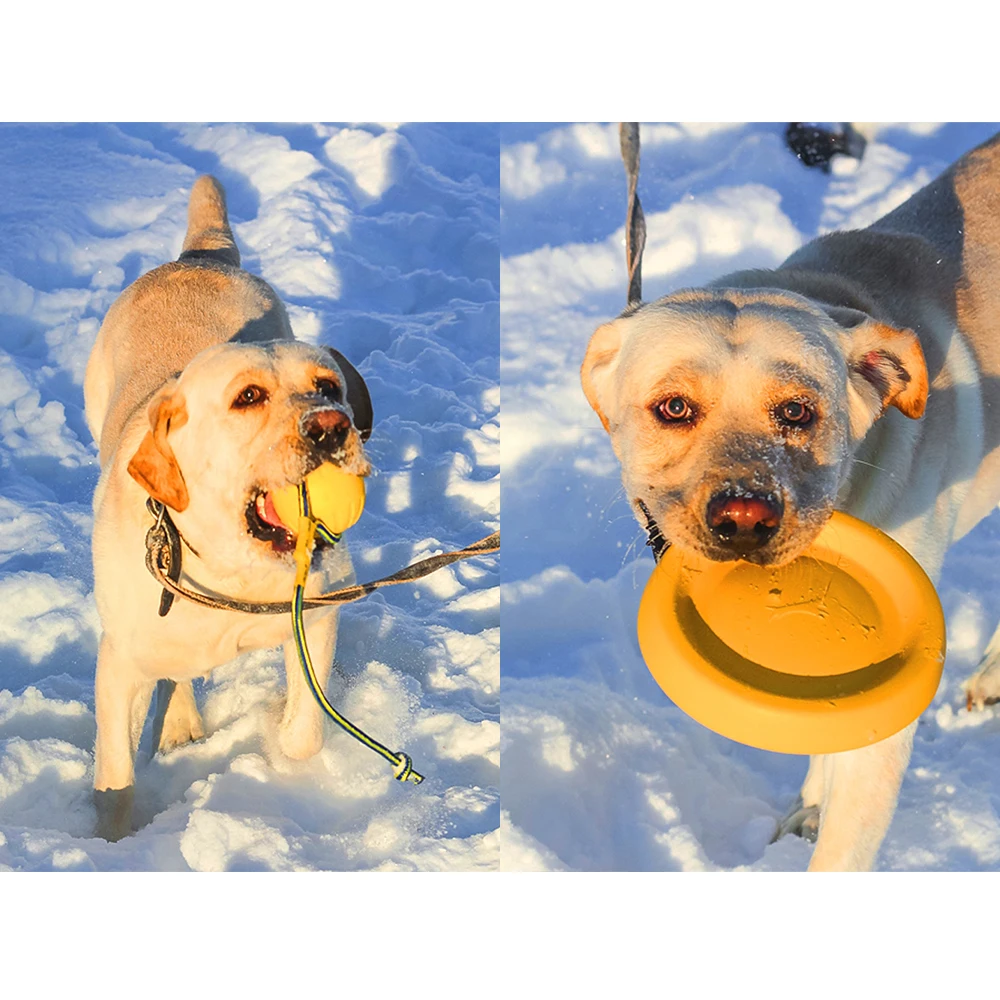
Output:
[
  {"xmin": 143, "ymin": 496, "xmax": 499, "ymax": 785},
  {"xmin": 620, "ymin": 123, "xmax": 646, "ymax": 309},
  {"xmin": 289, "ymin": 484, "xmax": 422, "ymax": 784},
  {"xmin": 620, "ymin": 123, "xmax": 669, "ymax": 561},
  {"xmin": 145, "ymin": 498, "xmax": 499, "ymax": 614}
]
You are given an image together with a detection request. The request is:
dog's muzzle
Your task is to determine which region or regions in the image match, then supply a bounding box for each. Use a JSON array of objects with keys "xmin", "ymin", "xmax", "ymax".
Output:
[
  {"xmin": 706, "ymin": 490, "xmax": 783, "ymax": 556},
  {"xmin": 301, "ymin": 407, "xmax": 351, "ymax": 455}
]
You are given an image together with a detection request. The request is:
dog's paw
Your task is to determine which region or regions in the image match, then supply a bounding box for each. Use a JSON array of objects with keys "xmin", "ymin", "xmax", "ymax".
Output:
[
  {"xmin": 94, "ymin": 786, "xmax": 134, "ymax": 842},
  {"xmin": 772, "ymin": 797, "xmax": 820, "ymax": 844},
  {"xmin": 158, "ymin": 711, "xmax": 205, "ymax": 753},
  {"xmin": 964, "ymin": 657, "xmax": 1000, "ymax": 712},
  {"xmin": 154, "ymin": 680, "xmax": 206, "ymax": 753}
]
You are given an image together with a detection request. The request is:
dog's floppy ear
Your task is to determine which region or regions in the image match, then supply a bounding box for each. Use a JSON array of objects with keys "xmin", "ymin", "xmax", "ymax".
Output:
[
  {"xmin": 324, "ymin": 347, "xmax": 373, "ymax": 442},
  {"xmin": 127, "ymin": 387, "xmax": 190, "ymax": 511},
  {"xmin": 581, "ymin": 320, "xmax": 623, "ymax": 433},
  {"xmin": 843, "ymin": 321, "xmax": 929, "ymax": 438}
]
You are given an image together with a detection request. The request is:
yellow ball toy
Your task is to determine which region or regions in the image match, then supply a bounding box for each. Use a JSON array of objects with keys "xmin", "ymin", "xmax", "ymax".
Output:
[
  {"xmin": 637, "ymin": 511, "xmax": 946, "ymax": 754},
  {"xmin": 271, "ymin": 464, "xmax": 366, "ymax": 536}
]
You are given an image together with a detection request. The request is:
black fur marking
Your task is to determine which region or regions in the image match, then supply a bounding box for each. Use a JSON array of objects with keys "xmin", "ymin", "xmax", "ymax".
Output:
[{"xmin": 178, "ymin": 247, "xmax": 241, "ymax": 268}]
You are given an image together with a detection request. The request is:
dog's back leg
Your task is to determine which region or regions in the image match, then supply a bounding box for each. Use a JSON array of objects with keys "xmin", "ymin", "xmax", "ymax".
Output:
[
  {"xmin": 806, "ymin": 723, "xmax": 916, "ymax": 871},
  {"xmin": 964, "ymin": 622, "xmax": 1000, "ymax": 710},
  {"xmin": 151, "ymin": 679, "xmax": 205, "ymax": 753},
  {"xmin": 178, "ymin": 175, "xmax": 240, "ymax": 268}
]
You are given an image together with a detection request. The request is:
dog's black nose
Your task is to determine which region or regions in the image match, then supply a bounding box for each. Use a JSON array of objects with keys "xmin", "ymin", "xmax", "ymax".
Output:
[
  {"xmin": 706, "ymin": 492, "xmax": 783, "ymax": 554},
  {"xmin": 302, "ymin": 408, "xmax": 350, "ymax": 452}
]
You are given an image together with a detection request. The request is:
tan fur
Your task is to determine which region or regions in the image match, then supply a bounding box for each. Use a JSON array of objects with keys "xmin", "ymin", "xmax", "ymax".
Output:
[
  {"xmin": 579, "ymin": 321, "xmax": 620, "ymax": 433},
  {"xmin": 582, "ymin": 134, "xmax": 1000, "ymax": 871},
  {"xmin": 86, "ymin": 176, "xmax": 369, "ymax": 841},
  {"xmin": 126, "ymin": 389, "xmax": 190, "ymax": 511},
  {"xmin": 182, "ymin": 175, "xmax": 239, "ymax": 259},
  {"xmin": 84, "ymin": 263, "xmax": 293, "ymax": 463}
]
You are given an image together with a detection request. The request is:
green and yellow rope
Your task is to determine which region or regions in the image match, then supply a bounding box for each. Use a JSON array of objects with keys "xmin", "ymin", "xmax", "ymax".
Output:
[{"xmin": 290, "ymin": 483, "xmax": 424, "ymax": 784}]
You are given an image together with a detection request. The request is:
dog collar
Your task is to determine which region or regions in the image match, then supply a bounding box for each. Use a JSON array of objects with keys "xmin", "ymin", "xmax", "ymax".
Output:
[
  {"xmin": 146, "ymin": 499, "xmax": 184, "ymax": 617},
  {"xmin": 635, "ymin": 498, "xmax": 670, "ymax": 563}
]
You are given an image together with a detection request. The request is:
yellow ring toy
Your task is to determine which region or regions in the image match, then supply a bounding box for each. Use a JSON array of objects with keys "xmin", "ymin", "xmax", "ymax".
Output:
[{"xmin": 637, "ymin": 511, "xmax": 946, "ymax": 754}]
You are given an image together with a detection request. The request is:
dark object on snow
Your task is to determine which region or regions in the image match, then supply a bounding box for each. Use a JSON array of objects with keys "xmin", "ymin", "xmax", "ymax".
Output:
[{"xmin": 785, "ymin": 123, "xmax": 867, "ymax": 172}]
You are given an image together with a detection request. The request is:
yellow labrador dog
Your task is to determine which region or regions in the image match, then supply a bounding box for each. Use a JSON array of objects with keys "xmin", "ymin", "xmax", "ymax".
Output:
[
  {"xmin": 582, "ymin": 132, "xmax": 1000, "ymax": 871},
  {"xmin": 84, "ymin": 176, "xmax": 373, "ymax": 841}
]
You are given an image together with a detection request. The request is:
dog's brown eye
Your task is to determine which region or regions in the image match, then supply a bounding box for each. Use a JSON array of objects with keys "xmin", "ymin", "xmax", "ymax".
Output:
[
  {"xmin": 315, "ymin": 378, "xmax": 341, "ymax": 401},
  {"xmin": 658, "ymin": 396, "xmax": 694, "ymax": 422},
  {"xmin": 778, "ymin": 400, "xmax": 813, "ymax": 426},
  {"xmin": 232, "ymin": 385, "xmax": 268, "ymax": 409}
]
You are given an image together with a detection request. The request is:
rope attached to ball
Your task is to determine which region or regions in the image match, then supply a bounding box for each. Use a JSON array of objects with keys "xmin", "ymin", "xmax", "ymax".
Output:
[{"xmin": 290, "ymin": 482, "xmax": 424, "ymax": 784}]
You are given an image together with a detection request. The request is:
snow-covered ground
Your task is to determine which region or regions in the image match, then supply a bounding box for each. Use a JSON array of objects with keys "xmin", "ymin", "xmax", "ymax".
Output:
[
  {"xmin": 500, "ymin": 122, "xmax": 1000, "ymax": 871},
  {"xmin": 0, "ymin": 123, "xmax": 499, "ymax": 871}
]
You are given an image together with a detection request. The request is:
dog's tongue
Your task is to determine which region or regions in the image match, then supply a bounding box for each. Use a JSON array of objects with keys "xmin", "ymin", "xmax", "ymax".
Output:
[{"xmin": 258, "ymin": 492, "xmax": 290, "ymax": 531}]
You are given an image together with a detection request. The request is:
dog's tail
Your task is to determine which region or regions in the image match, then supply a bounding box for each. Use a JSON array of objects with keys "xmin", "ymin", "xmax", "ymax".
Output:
[{"xmin": 178, "ymin": 175, "xmax": 240, "ymax": 268}]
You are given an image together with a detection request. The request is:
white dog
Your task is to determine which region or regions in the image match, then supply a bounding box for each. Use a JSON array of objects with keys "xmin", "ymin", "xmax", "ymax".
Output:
[
  {"xmin": 582, "ymin": 132, "xmax": 1000, "ymax": 871},
  {"xmin": 84, "ymin": 176, "xmax": 373, "ymax": 841}
]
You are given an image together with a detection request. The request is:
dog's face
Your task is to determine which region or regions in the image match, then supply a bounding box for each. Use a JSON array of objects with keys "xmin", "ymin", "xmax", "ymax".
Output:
[
  {"xmin": 581, "ymin": 289, "xmax": 928, "ymax": 566},
  {"xmin": 126, "ymin": 340, "xmax": 373, "ymax": 570}
]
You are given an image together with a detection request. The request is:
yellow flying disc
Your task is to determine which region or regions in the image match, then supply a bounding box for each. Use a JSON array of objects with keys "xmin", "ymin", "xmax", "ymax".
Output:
[
  {"xmin": 271, "ymin": 464, "xmax": 366, "ymax": 536},
  {"xmin": 637, "ymin": 511, "xmax": 946, "ymax": 754}
]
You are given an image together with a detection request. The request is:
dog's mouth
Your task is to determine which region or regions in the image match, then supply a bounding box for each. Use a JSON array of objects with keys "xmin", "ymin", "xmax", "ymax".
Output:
[
  {"xmin": 687, "ymin": 509, "xmax": 832, "ymax": 568},
  {"xmin": 641, "ymin": 493, "xmax": 826, "ymax": 568},
  {"xmin": 698, "ymin": 535, "xmax": 785, "ymax": 565},
  {"xmin": 246, "ymin": 492, "xmax": 296, "ymax": 552},
  {"xmin": 245, "ymin": 490, "xmax": 337, "ymax": 555}
]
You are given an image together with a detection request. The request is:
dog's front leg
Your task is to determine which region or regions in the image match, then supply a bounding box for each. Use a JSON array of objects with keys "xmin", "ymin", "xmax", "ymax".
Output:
[
  {"xmin": 806, "ymin": 722, "xmax": 915, "ymax": 871},
  {"xmin": 93, "ymin": 635, "xmax": 155, "ymax": 841},
  {"xmin": 775, "ymin": 755, "xmax": 825, "ymax": 842},
  {"xmin": 279, "ymin": 608, "xmax": 339, "ymax": 760}
]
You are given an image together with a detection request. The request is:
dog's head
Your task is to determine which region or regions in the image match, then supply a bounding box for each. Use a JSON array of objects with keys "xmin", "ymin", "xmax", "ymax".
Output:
[
  {"xmin": 127, "ymin": 340, "xmax": 372, "ymax": 566},
  {"xmin": 581, "ymin": 289, "xmax": 928, "ymax": 565}
]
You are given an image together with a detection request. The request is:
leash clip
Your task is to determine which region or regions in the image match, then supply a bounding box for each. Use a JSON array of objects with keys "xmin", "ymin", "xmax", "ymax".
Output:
[{"xmin": 145, "ymin": 499, "xmax": 181, "ymax": 617}]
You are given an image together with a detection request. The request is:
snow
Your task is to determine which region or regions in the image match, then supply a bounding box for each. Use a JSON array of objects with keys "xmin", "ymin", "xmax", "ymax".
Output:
[
  {"xmin": 500, "ymin": 122, "xmax": 1000, "ymax": 871},
  {"xmin": 0, "ymin": 123, "xmax": 498, "ymax": 871}
]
